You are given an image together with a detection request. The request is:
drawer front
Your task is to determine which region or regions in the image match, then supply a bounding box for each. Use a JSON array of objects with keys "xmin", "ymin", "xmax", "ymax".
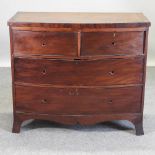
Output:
[
  {"xmin": 81, "ymin": 32, "xmax": 144, "ymax": 56},
  {"xmin": 15, "ymin": 85, "xmax": 142, "ymax": 115},
  {"xmin": 13, "ymin": 30, "xmax": 78, "ymax": 56},
  {"xmin": 14, "ymin": 57, "xmax": 143, "ymax": 86}
]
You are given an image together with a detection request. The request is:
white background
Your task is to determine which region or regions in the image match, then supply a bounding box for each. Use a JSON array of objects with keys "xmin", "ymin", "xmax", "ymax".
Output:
[{"xmin": 0, "ymin": 0, "xmax": 154, "ymax": 67}]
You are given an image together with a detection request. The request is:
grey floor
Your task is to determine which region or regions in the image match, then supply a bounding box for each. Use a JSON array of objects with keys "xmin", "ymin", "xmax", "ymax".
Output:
[{"xmin": 0, "ymin": 67, "xmax": 155, "ymax": 155}]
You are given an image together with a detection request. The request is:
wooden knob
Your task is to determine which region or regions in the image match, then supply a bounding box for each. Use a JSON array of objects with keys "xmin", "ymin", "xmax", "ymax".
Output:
[
  {"xmin": 41, "ymin": 99, "xmax": 48, "ymax": 104},
  {"xmin": 109, "ymin": 71, "xmax": 115, "ymax": 76}
]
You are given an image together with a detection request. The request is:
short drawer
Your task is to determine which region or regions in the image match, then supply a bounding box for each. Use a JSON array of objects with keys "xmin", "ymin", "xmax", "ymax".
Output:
[
  {"xmin": 15, "ymin": 85, "xmax": 142, "ymax": 115},
  {"xmin": 13, "ymin": 30, "xmax": 78, "ymax": 56},
  {"xmin": 81, "ymin": 32, "xmax": 144, "ymax": 56},
  {"xmin": 14, "ymin": 57, "xmax": 143, "ymax": 86}
]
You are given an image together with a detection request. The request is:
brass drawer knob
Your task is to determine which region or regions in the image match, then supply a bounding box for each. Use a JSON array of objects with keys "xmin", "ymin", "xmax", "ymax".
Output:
[{"xmin": 41, "ymin": 99, "xmax": 48, "ymax": 104}]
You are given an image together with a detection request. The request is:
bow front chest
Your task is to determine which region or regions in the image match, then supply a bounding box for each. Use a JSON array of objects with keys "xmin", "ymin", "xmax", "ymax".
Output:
[{"xmin": 8, "ymin": 12, "xmax": 150, "ymax": 135}]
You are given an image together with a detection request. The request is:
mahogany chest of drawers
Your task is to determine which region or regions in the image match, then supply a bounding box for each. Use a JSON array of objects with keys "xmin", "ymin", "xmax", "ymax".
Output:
[{"xmin": 8, "ymin": 12, "xmax": 150, "ymax": 135}]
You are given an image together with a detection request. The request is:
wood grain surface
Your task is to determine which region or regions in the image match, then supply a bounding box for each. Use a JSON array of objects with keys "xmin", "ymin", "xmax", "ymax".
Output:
[
  {"xmin": 8, "ymin": 12, "xmax": 150, "ymax": 135},
  {"xmin": 8, "ymin": 12, "xmax": 150, "ymax": 28}
]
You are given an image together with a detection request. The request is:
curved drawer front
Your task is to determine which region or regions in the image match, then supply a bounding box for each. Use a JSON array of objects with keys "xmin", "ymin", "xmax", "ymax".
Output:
[
  {"xmin": 13, "ymin": 30, "xmax": 78, "ymax": 56},
  {"xmin": 15, "ymin": 85, "xmax": 142, "ymax": 115},
  {"xmin": 14, "ymin": 57, "xmax": 143, "ymax": 86},
  {"xmin": 81, "ymin": 32, "xmax": 144, "ymax": 56}
]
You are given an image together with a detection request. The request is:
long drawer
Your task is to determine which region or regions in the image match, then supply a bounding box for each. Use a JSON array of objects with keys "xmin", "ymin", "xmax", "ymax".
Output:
[
  {"xmin": 13, "ymin": 30, "xmax": 78, "ymax": 56},
  {"xmin": 14, "ymin": 57, "xmax": 143, "ymax": 86},
  {"xmin": 15, "ymin": 85, "xmax": 142, "ymax": 115},
  {"xmin": 81, "ymin": 32, "xmax": 144, "ymax": 56}
]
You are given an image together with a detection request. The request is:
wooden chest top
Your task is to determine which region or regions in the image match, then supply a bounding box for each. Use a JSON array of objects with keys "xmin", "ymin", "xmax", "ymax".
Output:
[{"xmin": 8, "ymin": 12, "xmax": 150, "ymax": 28}]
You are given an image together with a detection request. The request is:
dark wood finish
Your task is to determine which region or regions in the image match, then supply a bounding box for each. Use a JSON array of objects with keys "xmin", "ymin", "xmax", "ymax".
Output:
[
  {"xmin": 13, "ymin": 30, "xmax": 78, "ymax": 56},
  {"xmin": 15, "ymin": 85, "xmax": 142, "ymax": 114},
  {"xmin": 12, "ymin": 112, "xmax": 142, "ymax": 133},
  {"xmin": 14, "ymin": 57, "xmax": 143, "ymax": 86},
  {"xmin": 81, "ymin": 32, "xmax": 144, "ymax": 56},
  {"xmin": 8, "ymin": 12, "xmax": 150, "ymax": 135}
]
